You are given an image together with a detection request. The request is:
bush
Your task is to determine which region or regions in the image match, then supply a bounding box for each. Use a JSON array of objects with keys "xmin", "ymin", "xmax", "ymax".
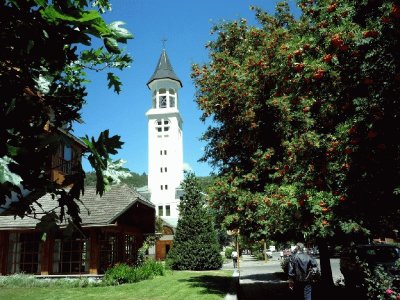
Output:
[
  {"xmin": 104, "ymin": 259, "xmax": 165, "ymax": 285},
  {"xmin": 360, "ymin": 260, "xmax": 400, "ymax": 300},
  {"xmin": 135, "ymin": 259, "xmax": 165, "ymax": 281},
  {"xmin": 225, "ymin": 247, "xmax": 233, "ymax": 259},
  {"xmin": 104, "ymin": 263, "xmax": 136, "ymax": 285}
]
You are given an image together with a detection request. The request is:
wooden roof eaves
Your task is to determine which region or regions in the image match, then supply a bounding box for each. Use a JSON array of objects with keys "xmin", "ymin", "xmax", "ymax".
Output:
[{"xmin": 108, "ymin": 197, "xmax": 155, "ymax": 224}]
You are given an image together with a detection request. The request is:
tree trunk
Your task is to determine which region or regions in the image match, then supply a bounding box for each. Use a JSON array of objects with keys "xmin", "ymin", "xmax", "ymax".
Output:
[{"xmin": 317, "ymin": 239, "xmax": 334, "ymax": 287}]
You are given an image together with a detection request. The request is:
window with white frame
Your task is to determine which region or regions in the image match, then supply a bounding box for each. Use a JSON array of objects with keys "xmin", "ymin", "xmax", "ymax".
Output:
[
  {"xmin": 158, "ymin": 88, "xmax": 167, "ymax": 108},
  {"xmin": 158, "ymin": 88, "xmax": 176, "ymax": 109},
  {"xmin": 169, "ymin": 89, "xmax": 176, "ymax": 108}
]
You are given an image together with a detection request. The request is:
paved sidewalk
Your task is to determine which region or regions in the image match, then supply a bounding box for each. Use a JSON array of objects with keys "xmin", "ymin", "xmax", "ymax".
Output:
[
  {"xmin": 222, "ymin": 254, "xmax": 347, "ymax": 300},
  {"xmin": 223, "ymin": 254, "xmax": 289, "ymax": 300}
]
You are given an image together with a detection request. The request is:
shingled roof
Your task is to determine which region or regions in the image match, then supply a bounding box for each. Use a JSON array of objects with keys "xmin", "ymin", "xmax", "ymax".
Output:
[
  {"xmin": 147, "ymin": 49, "xmax": 182, "ymax": 88},
  {"xmin": 0, "ymin": 185, "xmax": 154, "ymax": 230}
]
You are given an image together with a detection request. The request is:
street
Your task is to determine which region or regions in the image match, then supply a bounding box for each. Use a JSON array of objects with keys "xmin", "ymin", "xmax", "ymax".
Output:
[{"xmin": 223, "ymin": 253, "xmax": 345, "ymax": 300}]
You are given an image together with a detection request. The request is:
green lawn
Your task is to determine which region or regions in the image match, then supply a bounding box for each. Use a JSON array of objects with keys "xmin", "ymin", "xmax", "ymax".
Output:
[{"xmin": 0, "ymin": 270, "xmax": 234, "ymax": 300}]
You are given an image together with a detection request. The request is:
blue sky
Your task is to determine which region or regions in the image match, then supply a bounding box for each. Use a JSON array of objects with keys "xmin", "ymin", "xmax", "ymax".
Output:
[{"xmin": 73, "ymin": 0, "xmax": 298, "ymax": 177}]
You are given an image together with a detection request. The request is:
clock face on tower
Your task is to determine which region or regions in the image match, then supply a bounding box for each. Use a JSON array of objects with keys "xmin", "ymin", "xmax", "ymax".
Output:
[{"xmin": 160, "ymin": 96, "xmax": 167, "ymax": 108}]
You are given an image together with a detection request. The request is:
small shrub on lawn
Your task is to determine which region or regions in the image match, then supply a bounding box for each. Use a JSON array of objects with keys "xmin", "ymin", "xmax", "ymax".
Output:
[
  {"xmin": 104, "ymin": 263, "xmax": 136, "ymax": 284},
  {"xmin": 142, "ymin": 259, "xmax": 165, "ymax": 277},
  {"xmin": 104, "ymin": 259, "xmax": 165, "ymax": 285}
]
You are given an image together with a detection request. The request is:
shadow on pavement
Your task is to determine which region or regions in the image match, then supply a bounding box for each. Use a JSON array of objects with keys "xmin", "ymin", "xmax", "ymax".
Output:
[
  {"xmin": 238, "ymin": 280, "xmax": 291, "ymax": 300},
  {"xmin": 238, "ymin": 281, "xmax": 365, "ymax": 300},
  {"xmin": 240, "ymin": 272, "xmax": 285, "ymax": 282}
]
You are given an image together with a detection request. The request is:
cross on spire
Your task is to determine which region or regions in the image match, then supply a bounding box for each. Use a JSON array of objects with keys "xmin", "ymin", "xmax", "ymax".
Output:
[{"xmin": 161, "ymin": 38, "xmax": 167, "ymax": 49}]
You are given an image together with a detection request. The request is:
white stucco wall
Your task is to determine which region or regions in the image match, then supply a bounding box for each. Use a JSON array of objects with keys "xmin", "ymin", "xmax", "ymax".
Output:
[{"xmin": 146, "ymin": 78, "xmax": 183, "ymax": 222}]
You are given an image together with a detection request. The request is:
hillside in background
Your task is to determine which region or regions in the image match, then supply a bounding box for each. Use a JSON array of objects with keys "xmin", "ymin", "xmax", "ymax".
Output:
[
  {"xmin": 197, "ymin": 176, "xmax": 215, "ymax": 193},
  {"xmin": 85, "ymin": 172, "xmax": 214, "ymax": 192},
  {"xmin": 85, "ymin": 172, "xmax": 148, "ymax": 189}
]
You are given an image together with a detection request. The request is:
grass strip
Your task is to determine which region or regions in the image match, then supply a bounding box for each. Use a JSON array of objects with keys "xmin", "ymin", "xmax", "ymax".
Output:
[{"xmin": 0, "ymin": 270, "xmax": 234, "ymax": 300}]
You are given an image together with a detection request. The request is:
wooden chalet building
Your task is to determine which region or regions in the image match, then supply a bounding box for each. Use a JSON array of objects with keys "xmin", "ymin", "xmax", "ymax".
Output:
[
  {"xmin": 0, "ymin": 184, "xmax": 155, "ymax": 275},
  {"xmin": 0, "ymin": 126, "xmax": 155, "ymax": 275}
]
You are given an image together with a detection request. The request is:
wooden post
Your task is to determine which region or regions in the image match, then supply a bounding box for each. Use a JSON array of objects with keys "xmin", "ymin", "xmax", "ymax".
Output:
[
  {"xmin": 89, "ymin": 229, "xmax": 99, "ymax": 274},
  {"xmin": 41, "ymin": 238, "xmax": 53, "ymax": 275}
]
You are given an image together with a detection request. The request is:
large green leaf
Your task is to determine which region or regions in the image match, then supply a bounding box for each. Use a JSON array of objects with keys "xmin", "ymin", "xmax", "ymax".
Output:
[
  {"xmin": 107, "ymin": 72, "xmax": 122, "ymax": 94},
  {"xmin": 0, "ymin": 156, "xmax": 23, "ymax": 186},
  {"xmin": 33, "ymin": 0, "xmax": 46, "ymax": 7},
  {"xmin": 108, "ymin": 21, "xmax": 134, "ymax": 42},
  {"xmin": 82, "ymin": 130, "xmax": 124, "ymax": 196},
  {"xmin": 40, "ymin": 6, "xmax": 102, "ymax": 24},
  {"xmin": 104, "ymin": 37, "xmax": 120, "ymax": 54}
]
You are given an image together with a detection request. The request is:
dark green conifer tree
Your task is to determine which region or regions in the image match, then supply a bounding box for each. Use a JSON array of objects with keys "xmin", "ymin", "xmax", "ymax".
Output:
[{"xmin": 167, "ymin": 172, "xmax": 223, "ymax": 270}]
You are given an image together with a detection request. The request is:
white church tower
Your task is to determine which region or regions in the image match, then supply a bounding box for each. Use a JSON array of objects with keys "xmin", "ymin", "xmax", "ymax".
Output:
[{"xmin": 146, "ymin": 48, "xmax": 184, "ymax": 228}]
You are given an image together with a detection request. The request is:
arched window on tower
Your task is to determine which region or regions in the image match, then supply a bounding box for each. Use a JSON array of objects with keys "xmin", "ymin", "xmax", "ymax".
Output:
[{"xmin": 158, "ymin": 88, "xmax": 167, "ymax": 108}]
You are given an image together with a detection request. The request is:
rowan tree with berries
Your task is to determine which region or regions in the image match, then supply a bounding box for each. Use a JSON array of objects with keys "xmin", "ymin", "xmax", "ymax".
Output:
[{"xmin": 193, "ymin": 0, "xmax": 400, "ymax": 286}]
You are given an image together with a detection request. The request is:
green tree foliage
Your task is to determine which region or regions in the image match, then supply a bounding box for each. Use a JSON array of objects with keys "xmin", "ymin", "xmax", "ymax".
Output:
[
  {"xmin": 86, "ymin": 173, "xmax": 213, "ymax": 191},
  {"xmin": 85, "ymin": 171, "xmax": 148, "ymax": 188},
  {"xmin": 192, "ymin": 0, "xmax": 400, "ymax": 284},
  {"xmin": 196, "ymin": 175, "xmax": 215, "ymax": 192},
  {"xmin": 167, "ymin": 172, "xmax": 223, "ymax": 270},
  {"xmin": 0, "ymin": 0, "xmax": 133, "ymax": 228}
]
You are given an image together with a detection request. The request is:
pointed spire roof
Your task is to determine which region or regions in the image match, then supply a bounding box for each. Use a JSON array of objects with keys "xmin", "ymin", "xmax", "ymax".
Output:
[{"xmin": 147, "ymin": 49, "xmax": 182, "ymax": 88}]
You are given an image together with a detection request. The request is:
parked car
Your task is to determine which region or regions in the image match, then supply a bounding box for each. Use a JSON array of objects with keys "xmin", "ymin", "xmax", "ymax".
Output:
[
  {"xmin": 340, "ymin": 244, "xmax": 400, "ymax": 287},
  {"xmin": 265, "ymin": 250, "xmax": 273, "ymax": 259}
]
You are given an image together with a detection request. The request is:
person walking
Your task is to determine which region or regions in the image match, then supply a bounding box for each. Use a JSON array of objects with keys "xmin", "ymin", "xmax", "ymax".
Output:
[
  {"xmin": 232, "ymin": 250, "xmax": 238, "ymax": 268},
  {"xmin": 288, "ymin": 242, "xmax": 319, "ymax": 300}
]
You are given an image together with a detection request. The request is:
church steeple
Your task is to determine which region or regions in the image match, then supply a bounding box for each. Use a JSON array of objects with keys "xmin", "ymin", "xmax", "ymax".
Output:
[
  {"xmin": 145, "ymin": 47, "xmax": 184, "ymax": 230},
  {"xmin": 147, "ymin": 49, "xmax": 182, "ymax": 88}
]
